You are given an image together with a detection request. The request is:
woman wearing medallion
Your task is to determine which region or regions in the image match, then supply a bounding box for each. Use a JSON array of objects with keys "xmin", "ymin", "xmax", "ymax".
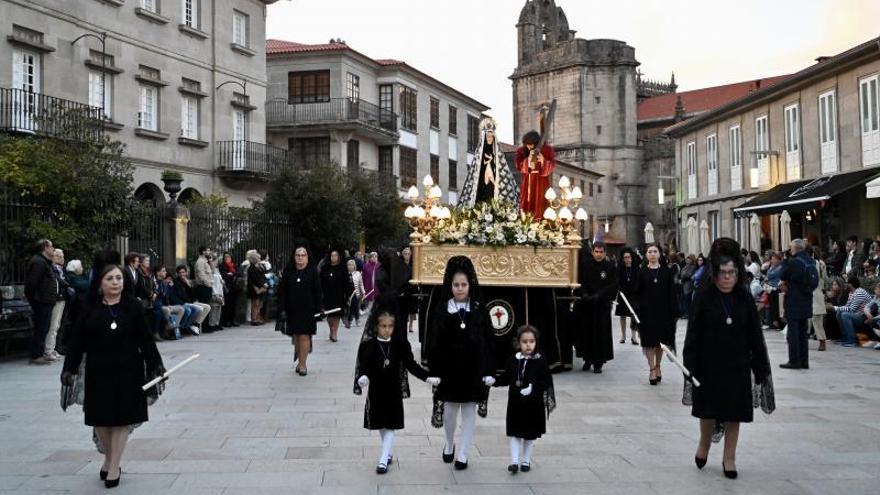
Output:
[
  {"xmin": 615, "ymin": 248, "xmax": 641, "ymax": 345},
  {"xmin": 279, "ymin": 247, "xmax": 323, "ymax": 376},
  {"xmin": 61, "ymin": 264, "xmax": 165, "ymax": 488},
  {"xmin": 632, "ymin": 244, "xmax": 678, "ymax": 385},
  {"xmin": 684, "ymin": 238, "xmax": 772, "ymax": 479}
]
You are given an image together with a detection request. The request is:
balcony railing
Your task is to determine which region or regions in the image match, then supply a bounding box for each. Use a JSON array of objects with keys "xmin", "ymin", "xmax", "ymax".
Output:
[
  {"xmin": 216, "ymin": 140, "xmax": 291, "ymax": 177},
  {"xmin": 0, "ymin": 88, "xmax": 104, "ymax": 142},
  {"xmin": 266, "ymin": 98, "xmax": 398, "ymax": 133}
]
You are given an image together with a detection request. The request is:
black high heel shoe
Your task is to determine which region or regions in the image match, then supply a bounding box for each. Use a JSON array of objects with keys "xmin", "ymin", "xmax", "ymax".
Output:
[
  {"xmin": 99, "ymin": 469, "xmax": 108, "ymax": 480},
  {"xmin": 694, "ymin": 456, "xmax": 707, "ymax": 469},
  {"xmin": 722, "ymin": 461, "xmax": 737, "ymax": 479},
  {"xmin": 442, "ymin": 445, "xmax": 455, "ymax": 463},
  {"xmin": 104, "ymin": 468, "xmax": 121, "ymax": 488}
]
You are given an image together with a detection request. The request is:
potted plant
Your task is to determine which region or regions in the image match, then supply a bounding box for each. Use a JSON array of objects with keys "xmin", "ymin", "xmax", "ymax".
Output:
[{"xmin": 161, "ymin": 170, "xmax": 184, "ymax": 202}]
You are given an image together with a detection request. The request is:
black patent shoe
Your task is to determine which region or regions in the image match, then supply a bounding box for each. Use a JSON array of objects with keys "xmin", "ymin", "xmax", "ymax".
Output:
[
  {"xmin": 104, "ymin": 468, "xmax": 121, "ymax": 488},
  {"xmin": 508, "ymin": 463, "xmax": 519, "ymax": 474},
  {"xmin": 99, "ymin": 469, "xmax": 108, "ymax": 480},
  {"xmin": 454, "ymin": 459, "xmax": 468, "ymax": 470},
  {"xmin": 722, "ymin": 461, "xmax": 737, "ymax": 479},
  {"xmin": 442, "ymin": 445, "xmax": 455, "ymax": 463},
  {"xmin": 694, "ymin": 456, "xmax": 707, "ymax": 469}
]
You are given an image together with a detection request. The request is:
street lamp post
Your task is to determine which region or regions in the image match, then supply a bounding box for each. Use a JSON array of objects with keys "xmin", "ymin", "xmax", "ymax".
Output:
[{"xmin": 71, "ymin": 32, "xmax": 108, "ymax": 119}]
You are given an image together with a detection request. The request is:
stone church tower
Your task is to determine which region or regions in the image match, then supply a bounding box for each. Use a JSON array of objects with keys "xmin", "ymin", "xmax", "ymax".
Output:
[{"xmin": 511, "ymin": 0, "xmax": 646, "ymax": 245}]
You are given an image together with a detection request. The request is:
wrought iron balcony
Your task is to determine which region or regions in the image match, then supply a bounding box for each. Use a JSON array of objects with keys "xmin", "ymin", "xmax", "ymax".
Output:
[
  {"xmin": 216, "ymin": 140, "xmax": 291, "ymax": 178},
  {"xmin": 266, "ymin": 98, "xmax": 398, "ymax": 134},
  {"xmin": 0, "ymin": 88, "xmax": 104, "ymax": 142}
]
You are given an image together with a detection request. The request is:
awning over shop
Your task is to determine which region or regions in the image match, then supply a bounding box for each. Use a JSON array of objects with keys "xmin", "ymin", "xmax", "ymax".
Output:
[{"xmin": 733, "ymin": 168, "xmax": 880, "ymax": 217}]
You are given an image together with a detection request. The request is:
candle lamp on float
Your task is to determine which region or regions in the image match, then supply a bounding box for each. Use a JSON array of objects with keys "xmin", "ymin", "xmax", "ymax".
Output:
[
  {"xmin": 542, "ymin": 175, "xmax": 589, "ymax": 245},
  {"xmin": 403, "ymin": 174, "xmax": 451, "ymax": 242}
]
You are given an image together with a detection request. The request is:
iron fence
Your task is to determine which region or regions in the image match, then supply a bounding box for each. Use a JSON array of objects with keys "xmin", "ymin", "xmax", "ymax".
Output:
[
  {"xmin": 0, "ymin": 88, "xmax": 104, "ymax": 142},
  {"xmin": 187, "ymin": 207, "xmax": 295, "ymax": 270},
  {"xmin": 266, "ymin": 98, "xmax": 398, "ymax": 132}
]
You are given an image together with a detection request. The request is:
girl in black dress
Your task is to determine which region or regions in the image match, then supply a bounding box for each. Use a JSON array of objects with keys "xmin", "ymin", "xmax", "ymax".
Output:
[
  {"xmin": 494, "ymin": 325, "xmax": 555, "ymax": 474},
  {"xmin": 61, "ymin": 264, "xmax": 165, "ymax": 488},
  {"xmin": 426, "ymin": 256, "xmax": 495, "ymax": 470},
  {"xmin": 616, "ymin": 248, "xmax": 640, "ymax": 345},
  {"xmin": 354, "ymin": 307, "xmax": 436, "ymax": 473},
  {"xmin": 633, "ymin": 244, "xmax": 679, "ymax": 385},
  {"xmin": 279, "ymin": 247, "xmax": 323, "ymax": 376},
  {"xmin": 684, "ymin": 238, "xmax": 772, "ymax": 479},
  {"xmin": 320, "ymin": 249, "xmax": 348, "ymax": 342}
]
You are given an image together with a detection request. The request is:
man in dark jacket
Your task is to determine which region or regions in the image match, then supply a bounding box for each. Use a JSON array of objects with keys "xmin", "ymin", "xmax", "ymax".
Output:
[
  {"xmin": 780, "ymin": 238, "xmax": 815, "ymax": 370},
  {"xmin": 24, "ymin": 239, "xmax": 60, "ymax": 365}
]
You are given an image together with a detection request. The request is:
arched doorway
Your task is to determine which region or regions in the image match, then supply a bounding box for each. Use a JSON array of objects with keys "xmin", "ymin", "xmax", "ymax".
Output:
[
  {"xmin": 134, "ymin": 182, "xmax": 165, "ymax": 206},
  {"xmin": 178, "ymin": 187, "xmax": 202, "ymax": 205}
]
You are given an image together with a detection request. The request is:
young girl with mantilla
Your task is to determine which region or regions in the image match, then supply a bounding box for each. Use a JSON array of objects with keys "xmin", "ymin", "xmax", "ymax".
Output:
[
  {"xmin": 354, "ymin": 305, "xmax": 439, "ymax": 474},
  {"xmin": 494, "ymin": 325, "xmax": 555, "ymax": 473}
]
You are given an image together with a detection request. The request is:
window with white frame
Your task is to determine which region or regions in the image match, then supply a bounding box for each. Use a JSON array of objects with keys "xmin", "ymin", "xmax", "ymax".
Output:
[
  {"xmin": 755, "ymin": 115, "xmax": 769, "ymax": 187},
  {"xmin": 708, "ymin": 211, "xmax": 720, "ymax": 242},
  {"xmin": 183, "ymin": 0, "xmax": 198, "ymax": 28},
  {"xmin": 784, "ymin": 103, "xmax": 801, "ymax": 180},
  {"xmin": 707, "ymin": 134, "xmax": 718, "ymax": 195},
  {"xmin": 859, "ymin": 74, "xmax": 880, "ymax": 166},
  {"xmin": 141, "ymin": 0, "xmax": 157, "ymax": 13},
  {"xmin": 346, "ymin": 72, "xmax": 359, "ymax": 101},
  {"xmin": 818, "ymin": 90, "xmax": 838, "ymax": 174},
  {"xmin": 232, "ymin": 10, "xmax": 248, "ymax": 47},
  {"xmin": 88, "ymin": 71, "xmax": 112, "ymax": 119},
  {"xmin": 180, "ymin": 95, "xmax": 198, "ymax": 139},
  {"xmin": 729, "ymin": 125, "xmax": 742, "ymax": 191},
  {"xmin": 138, "ymin": 84, "xmax": 158, "ymax": 131},
  {"xmin": 687, "ymin": 141, "xmax": 697, "ymax": 199}
]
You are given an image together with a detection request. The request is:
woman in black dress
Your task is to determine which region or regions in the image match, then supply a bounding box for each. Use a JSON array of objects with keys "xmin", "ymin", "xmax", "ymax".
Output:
[
  {"xmin": 615, "ymin": 248, "xmax": 640, "ymax": 345},
  {"xmin": 426, "ymin": 256, "xmax": 495, "ymax": 470},
  {"xmin": 279, "ymin": 247, "xmax": 323, "ymax": 376},
  {"xmin": 684, "ymin": 238, "xmax": 772, "ymax": 479},
  {"xmin": 633, "ymin": 244, "xmax": 679, "ymax": 385},
  {"xmin": 354, "ymin": 306, "xmax": 434, "ymax": 473},
  {"xmin": 320, "ymin": 249, "xmax": 348, "ymax": 342},
  {"xmin": 246, "ymin": 251, "xmax": 267, "ymax": 325},
  {"xmin": 61, "ymin": 264, "xmax": 164, "ymax": 488},
  {"xmin": 399, "ymin": 246, "xmax": 418, "ymax": 333}
]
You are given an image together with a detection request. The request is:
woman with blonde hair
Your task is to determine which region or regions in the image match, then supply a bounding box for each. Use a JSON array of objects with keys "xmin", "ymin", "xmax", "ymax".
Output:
[{"xmin": 246, "ymin": 250, "xmax": 267, "ymax": 325}]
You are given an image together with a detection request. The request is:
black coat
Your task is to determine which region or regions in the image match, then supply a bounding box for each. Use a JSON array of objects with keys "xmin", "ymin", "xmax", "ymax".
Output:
[
  {"xmin": 780, "ymin": 252, "xmax": 815, "ymax": 319},
  {"xmin": 320, "ymin": 263, "xmax": 348, "ymax": 314},
  {"xmin": 615, "ymin": 264, "xmax": 638, "ymax": 317},
  {"xmin": 683, "ymin": 285, "xmax": 771, "ymax": 423},
  {"xmin": 356, "ymin": 337, "xmax": 428, "ymax": 430},
  {"xmin": 632, "ymin": 264, "xmax": 678, "ymax": 348},
  {"xmin": 24, "ymin": 254, "xmax": 59, "ymax": 305},
  {"xmin": 496, "ymin": 353, "xmax": 553, "ymax": 440},
  {"xmin": 574, "ymin": 255, "xmax": 618, "ymax": 364},
  {"xmin": 278, "ymin": 265, "xmax": 323, "ymax": 335},
  {"xmin": 427, "ymin": 303, "xmax": 495, "ymax": 403},
  {"xmin": 247, "ymin": 264, "xmax": 267, "ymax": 298},
  {"xmin": 63, "ymin": 299, "xmax": 163, "ymax": 426},
  {"xmin": 172, "ymin": 277, "xmax": 195, "ymax": 304}
]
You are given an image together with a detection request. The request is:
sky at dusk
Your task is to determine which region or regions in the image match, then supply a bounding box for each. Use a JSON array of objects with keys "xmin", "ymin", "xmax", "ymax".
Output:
[{"xmin": 267, "ymin": 0, "xmax": 880, "ymax": 142}]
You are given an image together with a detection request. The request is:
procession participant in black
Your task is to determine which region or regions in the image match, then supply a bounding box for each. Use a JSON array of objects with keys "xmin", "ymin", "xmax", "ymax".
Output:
[
  {"xmin": 615, "ymin": 247, "xmax": 641, "ymax": 345},
  {"xmin": 61, "ymin": 264, "xmax": 165, "ymax": 488},
  {"xmin": 426, "ymin": 256, "xmax": 496, "ymax": 470},
  {"xmin": 493, "ymin": 325, "xmax": 555, "ymax": 474},
  {"xmin": 575, "ymin": 242, "xmax": 618, "ymax": 373},
  {"xmin": 278, "ymin": 246, "xmax": 323, "ymax": 376},
  {"xmin": 632, "ymin": 244, "xmax": 679, "ymax": 385},
  {"xmin": 320, "ymin": 249, "xmax": 348, "ymax": 342},
  {"xmin": 354, "ymin": 306, "xmax": 438, "ymax": 474},
  {"xmin": 683, "ymin": 238, "xmax": 773, "ymax": 479}
]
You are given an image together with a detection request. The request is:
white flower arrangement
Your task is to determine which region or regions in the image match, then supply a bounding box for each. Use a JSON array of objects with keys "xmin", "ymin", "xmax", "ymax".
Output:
[{"xmin": 425, "ymin": 199, "xmax": 567, "ymax": 247}]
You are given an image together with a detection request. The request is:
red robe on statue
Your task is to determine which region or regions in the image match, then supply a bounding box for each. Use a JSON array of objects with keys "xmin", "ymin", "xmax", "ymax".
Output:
[{"xmin": 516, "ymin": 144, "xmax": 556, "ymax": 219}]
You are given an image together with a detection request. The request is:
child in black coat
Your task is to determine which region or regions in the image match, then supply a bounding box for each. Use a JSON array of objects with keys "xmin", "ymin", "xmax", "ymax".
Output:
[
  {"xmin": 494, "ymin": 325, "xmax": 555, "ymax": 473},
  {"xmin": 355, "ymin": 309, "xmax": 438, "ymax": 473}
]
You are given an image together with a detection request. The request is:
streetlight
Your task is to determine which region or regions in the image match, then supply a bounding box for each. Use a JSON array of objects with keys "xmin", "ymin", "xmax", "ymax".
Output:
[{"xmin": 71, "ymin": 31, "xmax": 108, "ymax": 118}]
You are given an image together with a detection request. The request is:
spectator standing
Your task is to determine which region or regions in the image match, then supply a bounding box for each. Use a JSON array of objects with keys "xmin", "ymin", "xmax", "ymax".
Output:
[
  {"xmin": 780, "ymin": 239, "xmax": 817, "ymax": 370},
  {"xmin": 24, "ymin": 239, "xmax": 59, "ymax": 365},
  {"xmin": 193, "ymin": 246, "xmax": 214, "ymax": 305},
  {"xmin": 44, "ymin": 248, "xmax": 69, "ymax": 361},
  {"xmin": 825, "ymin": 240, "xmax": 846, "ymax": 277},
  {"xmin": 764, "ymin": 253, "xmax": 784, "ymax": 330},
  {"xmin": 810, "ymin": 247, "xmax": 829, "ymax": 351},
  {"xmin": 220, "ymin": 252, "xmax": 240, "ymax": 327},
  {"xmin": 843, "ymin": 235, "xmax": 866, "ymax": 278},
  {"xmin": 207, "ymin": 254, "xmax": 225, "ymax": 332},
  {"xmin": 246, "ymin": 251, "xmax": 267, "ymax": 326}
]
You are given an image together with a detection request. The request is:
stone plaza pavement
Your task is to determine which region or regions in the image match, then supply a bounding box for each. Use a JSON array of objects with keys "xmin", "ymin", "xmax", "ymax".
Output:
[{"xmin": 1, "ymin": 318, "xmax": 879, "ymax": 495}]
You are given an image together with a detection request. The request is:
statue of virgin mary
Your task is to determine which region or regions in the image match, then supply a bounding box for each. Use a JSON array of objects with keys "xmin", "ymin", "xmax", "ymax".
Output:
[{"xmin": 457, "ymin": 117, "xmax": 519, "ymax": 208}]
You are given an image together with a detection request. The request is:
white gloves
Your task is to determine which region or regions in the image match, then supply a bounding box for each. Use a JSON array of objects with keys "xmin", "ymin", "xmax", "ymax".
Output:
[
  {"xmin": 482, "ymin": 376, "xmax": 496, "ymax": 386},
  {"xmin": 520, "ymin": 384, "xmax": 533, "ymax": 397},
  {"xmin": 426, "ymin": 377, "xmax": 441, "ymax": 386},
  {"xmin": 357, "ymin": 375, "xmax": 369, "ymax": 388}
]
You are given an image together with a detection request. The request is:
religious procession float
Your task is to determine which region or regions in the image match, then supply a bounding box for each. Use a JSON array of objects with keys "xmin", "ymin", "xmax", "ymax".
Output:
[{"xmin": 405, "ymin": 108, "xmax": 593, "ymax": 369}]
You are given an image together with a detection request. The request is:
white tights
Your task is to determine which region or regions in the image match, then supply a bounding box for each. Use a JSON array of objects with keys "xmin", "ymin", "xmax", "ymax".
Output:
[
  {"xmin": 443, "ymin": 401, "xmax": 477, "ymax": 463},
  {"xmin": 509, "ymin": 436, "xmax": 535, "ymax": 465},
  {"xmin": 378, "ymin": 429, "xmax": 395, "ymax": 467}
]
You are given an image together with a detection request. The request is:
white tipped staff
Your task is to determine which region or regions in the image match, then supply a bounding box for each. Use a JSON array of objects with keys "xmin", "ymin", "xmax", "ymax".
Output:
[
  {"xmin": 659, "ymin": 343, "xmax": 700, "ymax": 387},
  {"xmin": 616, "ymin": 291, "xmax": 641, "ymax": 325},
  {"xmin": 142, "ymin": 353, "xmax": 200, "ymax": 391},
  {"xmin": 314, "ymin": 307, "xmax": 342, "ymax": 318}
]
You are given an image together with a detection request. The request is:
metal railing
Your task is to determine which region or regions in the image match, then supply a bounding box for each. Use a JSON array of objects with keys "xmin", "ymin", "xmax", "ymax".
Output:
[
  {"xmin": 216, "ymin": 140, "xmax": 292, "ymax": 176},
  {"xmin": 0, "ymin": 88, "xmax": 104, "ymax": 142},
  {"xmin": 187, "ymin": 206, "xmax": 295, "ymax": 271},
  {"xmin": 266, "ymin": 98, "xmax": 398, "ymax": 132}
]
